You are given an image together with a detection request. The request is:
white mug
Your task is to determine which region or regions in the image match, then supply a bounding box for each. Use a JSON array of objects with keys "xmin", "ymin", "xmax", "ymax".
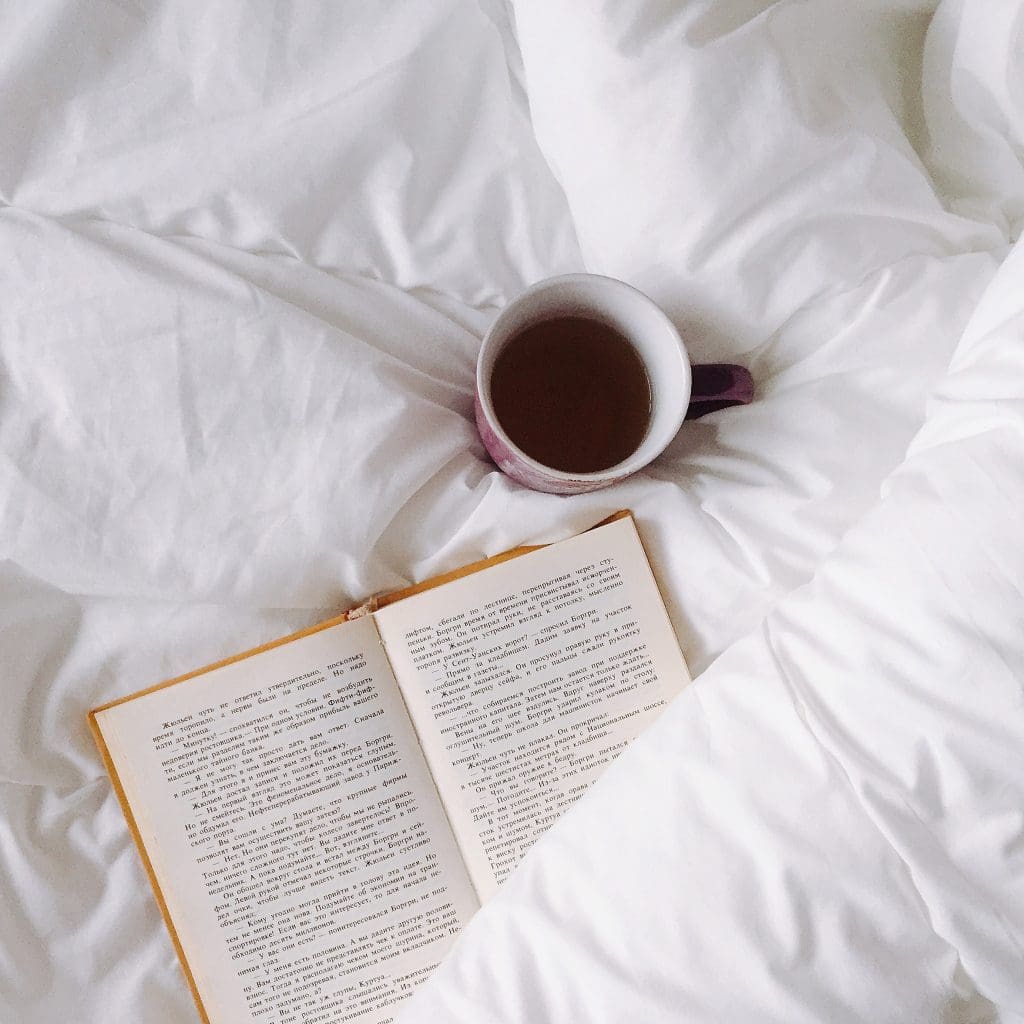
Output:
[{"xmin": 474, "ymin": 274, "xmax": 752, "ymax": 494}]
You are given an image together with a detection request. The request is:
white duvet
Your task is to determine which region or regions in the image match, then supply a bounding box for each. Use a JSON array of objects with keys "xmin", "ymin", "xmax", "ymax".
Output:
[{"xmin": 1, "ymin": 2, "xmax": 1021, "ymax": 1022}]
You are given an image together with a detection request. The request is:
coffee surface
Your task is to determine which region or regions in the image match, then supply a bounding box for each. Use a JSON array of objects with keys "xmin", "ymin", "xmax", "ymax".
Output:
[{"xmin": 490, "ymin": 316, "xmax": 651, "ymax": 473}]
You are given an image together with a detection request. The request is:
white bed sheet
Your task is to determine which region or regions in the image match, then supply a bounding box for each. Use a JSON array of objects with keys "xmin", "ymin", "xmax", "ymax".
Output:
[{"xmin": 1, "ymin": 1, "xmax": 1021, "ymax": 1022}]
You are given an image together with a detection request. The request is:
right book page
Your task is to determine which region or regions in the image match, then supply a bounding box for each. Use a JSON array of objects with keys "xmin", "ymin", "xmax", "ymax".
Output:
[{"xmin": 374, "ymin": 515, "xmax": 690, "ymax": 901}]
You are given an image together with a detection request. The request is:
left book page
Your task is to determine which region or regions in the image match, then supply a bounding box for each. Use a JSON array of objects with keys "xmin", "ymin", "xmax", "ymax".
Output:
[{"xmin": 91, "ymin": 614, "xmax": 478, "ymax": 1024}]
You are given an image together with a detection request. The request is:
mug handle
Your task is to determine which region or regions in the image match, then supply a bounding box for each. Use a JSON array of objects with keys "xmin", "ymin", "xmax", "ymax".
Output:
[{"xmin": 686, "ymin": 364, "xmax": 755, "ymax": 420}]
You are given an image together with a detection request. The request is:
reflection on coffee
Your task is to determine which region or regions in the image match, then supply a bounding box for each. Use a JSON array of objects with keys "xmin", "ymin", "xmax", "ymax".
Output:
[{"xmin": 490, "ymin": 316, "xmax": 652, "ymax": 473}]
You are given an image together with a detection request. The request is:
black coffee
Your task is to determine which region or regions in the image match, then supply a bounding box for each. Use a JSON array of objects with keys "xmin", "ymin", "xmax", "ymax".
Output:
[{"xmin": 490, "ymin": 316, "xmax": 652, "ymax": 473}]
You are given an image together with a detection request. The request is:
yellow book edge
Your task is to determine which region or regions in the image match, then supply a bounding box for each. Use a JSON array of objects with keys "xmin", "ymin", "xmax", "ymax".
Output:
[{"xmin": 87, "ymin": 509, "xmax": 633, "ymax": 1024}]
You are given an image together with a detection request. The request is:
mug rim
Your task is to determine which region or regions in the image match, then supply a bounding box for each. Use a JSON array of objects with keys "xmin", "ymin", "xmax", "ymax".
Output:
[{"xmin": 476, "ymin": 273, "xmax": 691, "ymax": 483}]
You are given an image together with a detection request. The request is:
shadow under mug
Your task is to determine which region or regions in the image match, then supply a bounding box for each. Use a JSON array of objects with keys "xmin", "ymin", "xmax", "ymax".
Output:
[{"xmin": 474, "ymin": 274, "xmax": 754, "ymax": 495}]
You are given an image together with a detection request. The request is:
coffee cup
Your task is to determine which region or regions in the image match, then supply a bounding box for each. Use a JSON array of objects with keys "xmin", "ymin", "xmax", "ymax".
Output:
[{"xmin": 474, "ymin": 274, "xmax": 753, "ymax": 494}]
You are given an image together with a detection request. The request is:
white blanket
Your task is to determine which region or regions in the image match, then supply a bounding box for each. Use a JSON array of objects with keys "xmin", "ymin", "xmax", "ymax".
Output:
[
  {"xmin": 1, "ymin": 2, "xmax": 1021, "ymax": 1022},
  {"xmin": 401, "ymin": 228, "xmax": 1024, "ymax": 1024}
]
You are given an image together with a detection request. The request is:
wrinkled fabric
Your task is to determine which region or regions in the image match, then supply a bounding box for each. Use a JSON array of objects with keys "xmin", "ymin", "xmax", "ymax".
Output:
[
  {"xmin": 1, "ymin": 0, "xmax": 1022, "ymax": 1022},
  {"xmin": 403, "ymin": 233, "xmax": 1024, "ymax": 1024}
]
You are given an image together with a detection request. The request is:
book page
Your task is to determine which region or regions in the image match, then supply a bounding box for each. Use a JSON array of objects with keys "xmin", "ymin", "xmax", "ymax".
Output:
[
  {"xmin": 94, "ymin": 615, "xmax": 478, "ymax": 1024},
  {"xmin": 374, "ymin": 516, "xmax": 689, "ymax": 900}
]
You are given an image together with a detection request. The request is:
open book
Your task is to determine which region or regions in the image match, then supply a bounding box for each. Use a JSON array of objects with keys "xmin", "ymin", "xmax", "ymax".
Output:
[{"xmin": 90, "ymin": 512, "xmax": 690, "ymax": 1024}]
